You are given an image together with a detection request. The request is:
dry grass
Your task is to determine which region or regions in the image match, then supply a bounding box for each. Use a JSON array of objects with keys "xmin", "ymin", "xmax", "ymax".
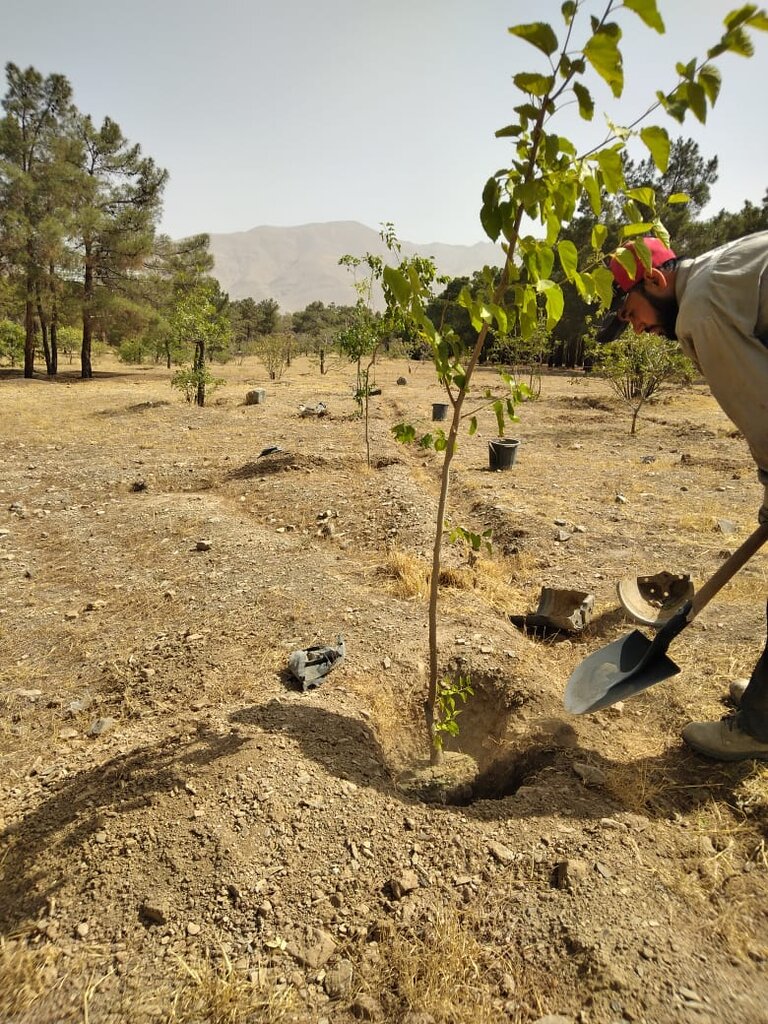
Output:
[
  {"xmin": 380, "ymin": 547, "xmax": 429, "ymax": 599},
  {"xmin": 0, "ymin": 938, "xmax": 61, "ymax": 1020},
  {"xmin": 602, "ymin": 759, "xmax": 676, "ymax": 814},
  {"xmin": 169, "ymin": 948, "xmax": 300, "ymax": 1024},
  {"xmin": 370, "ymin": 906, "xmax": 554, "ymax": 1024}
]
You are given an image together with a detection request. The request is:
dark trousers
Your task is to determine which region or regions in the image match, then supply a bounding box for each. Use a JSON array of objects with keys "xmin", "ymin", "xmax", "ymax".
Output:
[{"xmin": 741, "ymin": 601, "xmax": 768, "ymax": 741}]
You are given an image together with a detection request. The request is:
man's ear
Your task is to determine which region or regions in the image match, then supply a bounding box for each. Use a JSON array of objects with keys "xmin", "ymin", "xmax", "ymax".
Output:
[{"xmin": 645, "ymin": 266, "xmax": 669, "ymax": 291}]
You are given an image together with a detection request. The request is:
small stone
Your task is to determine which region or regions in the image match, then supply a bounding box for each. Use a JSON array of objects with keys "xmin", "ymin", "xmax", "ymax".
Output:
[
  {"xmin": 64, "ymin": 610, "xmax": 79, "ymax": 621},
  {"xmin": 94, "ymin": 831, "xmax": 108, "ymax": 844},
  {"xmin": 76, "ymin": 922, "xmax": 89, "ymax": 939},
  {"xmin": 195, "ymin": 540, "xmax": 212, "ymax": 551},
  {"xmin": 573, "ymin": 762, "xmax": 606, "ymax": 786},
  {"xmin": 389, "ymin": 870, "xmax": 420, "ymax": 899},
  {"xmin": 59, "ymin": 727, "xmax": 79, "ymax": 741},
  {"xmin": 488, "ymin": 841, "xmax": 516, "ymax": 865},
  {"xmin": 615, "ymin": 494, "xmax": 627, "ymax": 504},
  {"xmin": 351, "ymin": 993, "xmax": 383, "ymax": 1020},
  {"xmin": 187, "ymin": 922, "xmax": 201, "ymax": 936},
  {"xmin": 556, "ymin": 529, "xmax": 571, "ymax": 543},
  {"xmin": 140, "ymin": 900, "xmax": 168, "ymax": 925},
  {"xmin": 382, "ymin": 656, "xmax": 392, "ymax": 669},
  {"xmin": 716, "ymin": 519, "xmax": 737, "ymax": 535},
  {"xmin": 89, "ymin": 717, "xmax": 116, "ymax": 738},
  {"xmin": 532, "ymin": 1016, "xmax": 574, "ymax": 1024},
  {"xmin": 289, "ymin": 929, "xmax": 337, "ymax": 969},
  {"xmin": 324, "ymin": 958, "xmax": 354, "ymax": 998},
  {"xmin": 554, "ymin": 859, "xmax": 588, "ymax": 890}
]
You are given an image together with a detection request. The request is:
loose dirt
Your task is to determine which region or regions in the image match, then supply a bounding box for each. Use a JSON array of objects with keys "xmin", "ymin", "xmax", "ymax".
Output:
[{"xmin": 1, "ymin": 352, "xmax": 766, "ymax": 1024}]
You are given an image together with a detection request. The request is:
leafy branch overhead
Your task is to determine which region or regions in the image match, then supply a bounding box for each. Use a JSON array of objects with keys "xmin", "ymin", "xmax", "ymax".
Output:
[{"xmin": 373, "ymin": 2, "xmax": 766, "ymax": 764}]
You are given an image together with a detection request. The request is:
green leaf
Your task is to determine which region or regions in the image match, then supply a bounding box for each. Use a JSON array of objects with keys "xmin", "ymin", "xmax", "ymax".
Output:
[
  {"xmin": 537, "ymin": 280, "xmax": 564, "ymax": 330},
  {"xmin": 697, "ymin": 63, "xmax": 722, "ymax": 105},
  {"xmin": 583, "ymin": 28, "xmax": 624, "ymax": 98},
  {"xmin": 686, "ymin": 81, "xmax": 708, "ymax": 122},
  {"xmin": 508, "ymin": 21, "xmax": 559, "ymax": 56},
  {"xmin": 513, "ymin": 72, "xmax": 554, "ymax": 97},
  {"xmin": 392, "ymin": 422, "xmax": 416, "ymax": 445},
  {"xmin": 583, "ymin": 174, "xmax": 601, "ymax": 216},
  {"xmin": 639, "ymin": 126, "xmax": 670, "ymax": 172},
  {"xmin": 469, "ymin": 416, "xmax": 477, "ymax": 436},
  {"xmin": 556, "ymin": 239, "xmax": 578, "ymax": 281},
  {"xmin": 624, "ymin": 187, "xmax": 656, "ymax": 210},
  {"xmin": 595, "ymin": 148, "xmax": 624, "ymax": 193},
  {"xmin": 726, "ymin": 5, "xmax": 768, "ymax": 31},
  {"xmin": 495, "ymin": 123, "xmax": 524, "ymax": 138},
  {"xmin": 620, "ymin": 221, "xmax": 655, "ymax": 239},
  {"xmin": 591, "ymin": 223, "xmax": 608, "ymax": 250},
  {"xmin": 382, "ymin": 266, "xmax": 411, "ymax": 307},
  {"xmin": 623, "ymin": 0, "xmax": 664, "ymax": 32},
  {"xmin": 480, "ymin": 177, "xmax": 501, "ymax": 241},
  {"xmin": 561, "ymin": 1, "xmax": 577, "ymax": 24},
  {"xmin": 591, "ymin": 265, "xmax": 616, "ymax": 309},
  {"xmin": 668, "ymin": 193, "xmax": 690, "ymax": 204},
  {"xmin": 572, "ymin": 81, "xmax": 594, "ymax": 121}
]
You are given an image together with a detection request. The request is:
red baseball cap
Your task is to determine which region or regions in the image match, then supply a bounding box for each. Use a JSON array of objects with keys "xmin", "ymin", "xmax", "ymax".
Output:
[
  {"xmin": 608, "ymin": 237, "xmax": 677, "ymax": 293},
  {"xmin": 596, "ymin": 237, "xmax": 677, "ymax": 343}
]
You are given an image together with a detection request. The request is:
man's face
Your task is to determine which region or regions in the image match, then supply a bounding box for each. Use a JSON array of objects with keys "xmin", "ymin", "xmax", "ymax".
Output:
[{"xmin": 618, "ymin": 281, "xmax": 679, "ymax": 339}]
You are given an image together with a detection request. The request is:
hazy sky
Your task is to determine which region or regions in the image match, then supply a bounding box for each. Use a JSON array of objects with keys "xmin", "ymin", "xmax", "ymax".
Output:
[{"xmin": 1, "ymin": 1, "xmax": 765, "ymax": 245}]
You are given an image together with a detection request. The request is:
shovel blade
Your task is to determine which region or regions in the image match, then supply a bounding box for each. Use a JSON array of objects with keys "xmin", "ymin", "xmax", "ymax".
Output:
[{"xmin": 564, "ymin": 628, "xmax": 681, "ymax": 714}]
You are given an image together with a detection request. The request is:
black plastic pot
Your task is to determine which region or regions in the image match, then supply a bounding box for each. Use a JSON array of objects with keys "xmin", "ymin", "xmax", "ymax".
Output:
[
  {"xmin": 432, "ymin": 402, "xmax": 449, "ymax": 422},
  {"xmin": 488, "ymin": 438, "xmax": 519, "ymax": 470}
]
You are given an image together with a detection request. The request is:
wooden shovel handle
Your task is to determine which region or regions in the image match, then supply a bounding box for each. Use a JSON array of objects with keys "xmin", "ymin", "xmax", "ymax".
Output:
[{"xmin": 689, "ymin": 522, "xmax": 768, "ymax": 620}]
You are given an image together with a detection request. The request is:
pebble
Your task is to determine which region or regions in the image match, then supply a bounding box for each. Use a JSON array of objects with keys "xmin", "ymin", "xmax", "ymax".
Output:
[
  {"xmin": 195, "ymin": 540, "xmax": 212, "ymax": 551},
  {"xmin": 554, "ymin": 859, "xmax": 588, "ymax": 890},
  {"xmin": 351, "ymin": 994, "xmax": 383, "ymax": 1020},
  {"xmin": 573, "ymin": 762, "xmax": 606, "ymax": 786},
  {"xmin": 324, "ymin": 958, "xmax": 354, "ymax": 998},
  {"xmin": 89, "ymin": 717, "xmax": 116, "ymax": 738},
  {"xmin": 488, "ymin": 841, "xmax": 516, "ymax": 865},
  {"xmin": 187, "ymin": 922, "xmax": 201, "ymax": 936},
  {"xmin": 389, "ymin": 870, "xmax": 420, "ymax": 899},
  {"xmin": 76, "ymin": 922, "xmax": 89, "ymax": 939}
]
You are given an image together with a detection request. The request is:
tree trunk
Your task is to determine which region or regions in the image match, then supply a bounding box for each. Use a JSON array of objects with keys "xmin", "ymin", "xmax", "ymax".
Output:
[
  {"xmin": 36, "ymin": 287, "xmax": 53, "ymax": 375},
  {"xmin": 81, "ymin": 246, "xmax": 94, "ymax": 379},
  {"xmin": 320, "ymin": 348, "xmax": 325, "ymax": 375},
  {"xmin": 194, "ymin": 338, "xmax": 205, "ymax": 407},
  {"xmin": 23, "ymin": 290, "xmax": 35, "ymax": 378},
  {"xmin": 49, "ymin": 268, "xmax": 59, "ymax": 375}
]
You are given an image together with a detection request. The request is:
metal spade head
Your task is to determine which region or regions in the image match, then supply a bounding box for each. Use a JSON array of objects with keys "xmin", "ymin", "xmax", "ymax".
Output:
[{"xmin": 563, "ymin": 604, "xmax": 692, "ymax": 714}]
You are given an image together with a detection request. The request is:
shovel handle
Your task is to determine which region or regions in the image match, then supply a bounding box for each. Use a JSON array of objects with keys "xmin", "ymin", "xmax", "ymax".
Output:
[{"xmin": 689, "ymin": 521, "xmax": 768, "ymax": 620}]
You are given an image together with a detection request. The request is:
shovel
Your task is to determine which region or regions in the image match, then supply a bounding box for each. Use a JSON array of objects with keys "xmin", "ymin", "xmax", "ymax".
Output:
[{"xmin": 564, "ymin": 522, "xmax": 768, "ymax": 715}]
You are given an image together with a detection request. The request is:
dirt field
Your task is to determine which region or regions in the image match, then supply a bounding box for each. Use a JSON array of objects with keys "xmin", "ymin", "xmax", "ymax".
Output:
[{"xmin": 1, "ymin": 350, "xmax": 767, "ymax": 1024}]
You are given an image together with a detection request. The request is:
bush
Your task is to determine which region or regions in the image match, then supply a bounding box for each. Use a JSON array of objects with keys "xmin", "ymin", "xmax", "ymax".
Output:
[
  {"xmin": 0, "ymin": 320, "xmax": 24, "ymax": 366},
  {"xmin": 170, "ymin": 366, "xmax": 225, "ymax": 404}
]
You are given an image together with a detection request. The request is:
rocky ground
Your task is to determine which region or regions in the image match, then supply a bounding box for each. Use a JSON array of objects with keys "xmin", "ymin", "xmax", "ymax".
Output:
[{"xmin": 0, "ymin": 352, "xmax": 767, "ymax": 1024}]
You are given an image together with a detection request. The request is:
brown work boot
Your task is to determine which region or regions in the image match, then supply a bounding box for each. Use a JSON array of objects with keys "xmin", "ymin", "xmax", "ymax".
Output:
[
  {"xmin": 728, "ymin": 678, "xmax": 749, "ymax": 705},
  {"xmin": 682, "ymin": 716, "xmax": 768, "ymax": 762}
]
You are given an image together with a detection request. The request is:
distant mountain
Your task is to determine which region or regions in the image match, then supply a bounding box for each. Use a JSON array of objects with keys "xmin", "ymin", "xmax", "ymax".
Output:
[{"xmin": 207, "ymin": 221, "xmax": 503, "ymax": 312}]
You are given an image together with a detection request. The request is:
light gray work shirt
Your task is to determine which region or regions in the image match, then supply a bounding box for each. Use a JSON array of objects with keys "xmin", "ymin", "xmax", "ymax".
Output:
[{"xmin": 674, "ymin": 230, "xmax": 768, "ymax": 481}]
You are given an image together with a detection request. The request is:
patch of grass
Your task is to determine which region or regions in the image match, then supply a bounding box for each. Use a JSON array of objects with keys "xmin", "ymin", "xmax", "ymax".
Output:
[
  {"xmin": 380, "ymin": 548, "xmax": 429, "ymax": 599},
  {"xmin": 168, "ymin": 948, "xmax": 299, "ymax": 1024},
  {"xmin": 370, "ymin": 907, "xmax": 555, "ymax": 1024},
  {"xmin": 0, "ymin": 938, "xmax": 62, "ymax": 1021}
]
